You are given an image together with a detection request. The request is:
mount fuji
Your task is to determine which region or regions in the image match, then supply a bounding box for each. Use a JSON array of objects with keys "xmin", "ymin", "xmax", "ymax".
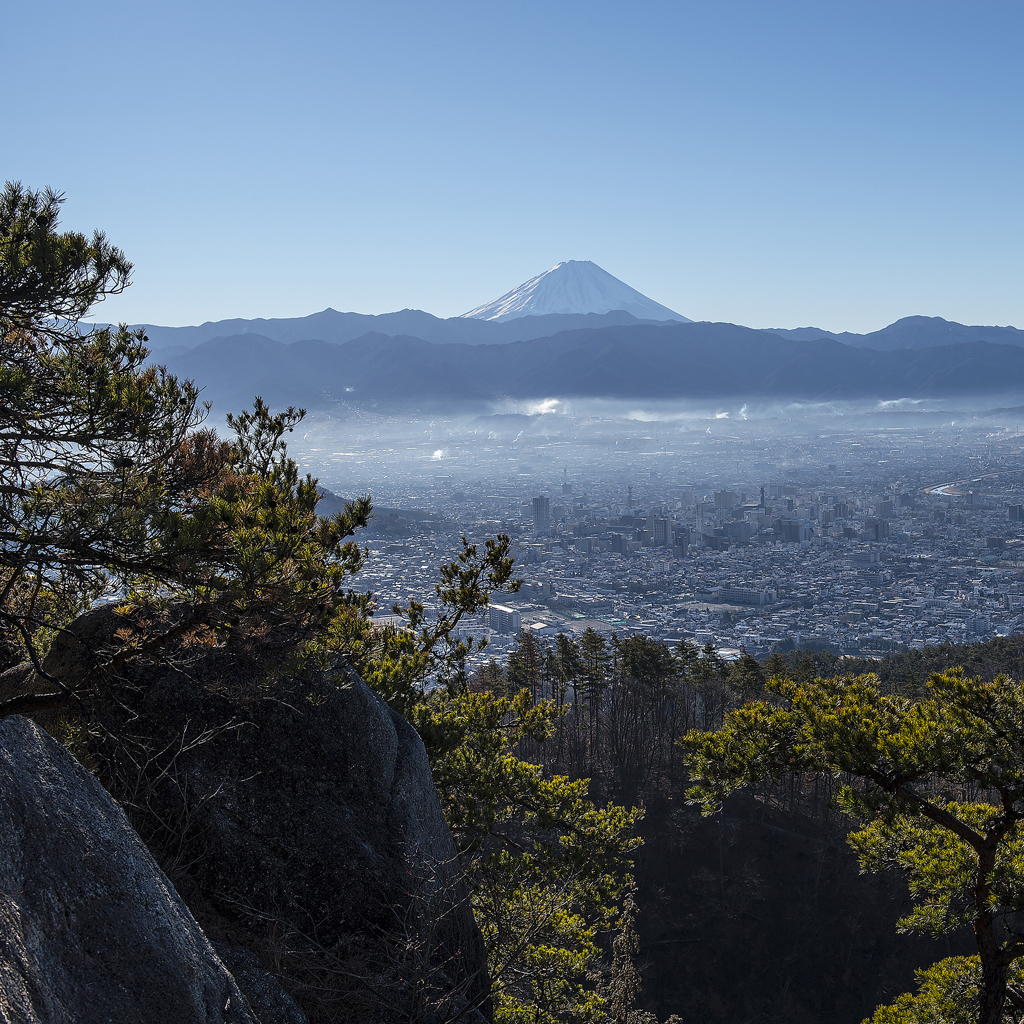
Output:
[{"xmin": 460, "ymin": 260, "xmax": 690, "ymax": 322}]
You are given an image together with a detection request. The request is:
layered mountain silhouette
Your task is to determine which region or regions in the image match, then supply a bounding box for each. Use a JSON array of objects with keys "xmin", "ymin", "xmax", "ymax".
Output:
[
  {"xmin": 135, "ymin": 308, "xmax": 1024, "ymax": 362},
  {"xmin": 764, "ymin": 315, "xmax": 1024, "ymax": 350},
  {"xmin": 136, "ymin": 307, "xmax": 686, "ymax": 356},
  {"xmin": 164, "ymin": 321, "xmax": 1024, "ymax": 413},
  {"xmin": 133, "ymin": 260, "xmax": 689, "ymax": 354},
  {"xmin": 125, "ymin": 259, "xmax": 1024, "ymax": 360},
  {"xmin": 125, "ymin": 260, "xmax": 1024, "ymax": 410}
]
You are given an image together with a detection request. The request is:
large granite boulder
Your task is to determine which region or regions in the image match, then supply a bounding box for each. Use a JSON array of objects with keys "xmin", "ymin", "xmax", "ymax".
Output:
[
  {"xmin": 37, "ymin": 605, "xmax": 490, "ymax": 1024},
  {"xmin": 0, "ymin": 714, "xmax": 262, "ymax": 1024}
]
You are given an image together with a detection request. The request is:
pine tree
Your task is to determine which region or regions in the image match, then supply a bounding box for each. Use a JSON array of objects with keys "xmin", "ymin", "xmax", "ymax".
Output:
[
  {"xmin": 579, "ymin": 627, "xmax": 612, "ymax": 774},
  {"xmin": 0, "ymin": 183, "xmax": 372, "ymax": 712},
  {"xmin": 684, "ymin": 668, "xmax": 1024, "ymax": 1024}
]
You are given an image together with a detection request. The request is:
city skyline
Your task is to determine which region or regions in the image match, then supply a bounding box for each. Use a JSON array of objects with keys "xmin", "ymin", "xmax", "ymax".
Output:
[{"xmin": 293, "ymin": 405, "xmax": 1024, "ymax": 673}]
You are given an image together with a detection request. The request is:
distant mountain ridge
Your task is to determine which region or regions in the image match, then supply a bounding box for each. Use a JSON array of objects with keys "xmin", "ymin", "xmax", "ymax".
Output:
[
  {"xmin": 133, "ymin": 307, "xmax": 685, "ymax": 355},
  {"xmin": 763, "ymin": 315, "xmax": 1024, "ymax": 350},
  {"xmin": 128, "ymin": 310, "xmax": 1024, "ymax": 360},
  {"xmin": 131, "ymin": 259, "xmax": 690, "ymax": 353},
  {"xmin": 164, "ymin": 321, "xmax": 1024, "ymax": 414},
  {"xmin": 115, "ymin": 259, "xmax": 1024, "ymax": 411}
]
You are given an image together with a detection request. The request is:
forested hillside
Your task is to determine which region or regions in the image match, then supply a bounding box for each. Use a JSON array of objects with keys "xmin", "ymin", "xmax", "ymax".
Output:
[
  {"xmin": 773, "ymin": 634, "xmax": 1024, "ymax": 692},
  {"xmin": 482, "ymin": 631, "xmax": 976, "ymax": 1022}
]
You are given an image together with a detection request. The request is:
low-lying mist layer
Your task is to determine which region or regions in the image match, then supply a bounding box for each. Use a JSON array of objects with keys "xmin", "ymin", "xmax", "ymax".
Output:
[{"xmin": 278, "ymin": 398, "xmax": 1024, "ymax": 507}]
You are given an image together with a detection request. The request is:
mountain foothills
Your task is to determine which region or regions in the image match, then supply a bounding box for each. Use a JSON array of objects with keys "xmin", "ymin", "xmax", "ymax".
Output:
[
  {"xmin": 766, "ymin": 315, "xmax": 1024, "ymax": 350},
  {"xmin": 163, "ymin": 323, "xmax": 1024, "ymax": 414},
  {"xmin": 137, "ymin": 306, "xmax": 691, "ymax": 355}
]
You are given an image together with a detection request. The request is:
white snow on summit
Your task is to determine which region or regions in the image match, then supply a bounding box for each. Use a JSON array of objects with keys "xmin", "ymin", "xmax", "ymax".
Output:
[{"xmin": 461, "ymin": 260, "xmax": 690, "ymax": 322}]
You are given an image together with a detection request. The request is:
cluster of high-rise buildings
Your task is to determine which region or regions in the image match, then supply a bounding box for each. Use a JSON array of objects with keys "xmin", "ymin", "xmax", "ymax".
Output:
[
  {"xmin": 503, "ymin": 473, "xmax": 1024, "ymax": 661},
  {"xmin": 293, "ymin": 411, "xmax": 1024, "ymax": 670}
]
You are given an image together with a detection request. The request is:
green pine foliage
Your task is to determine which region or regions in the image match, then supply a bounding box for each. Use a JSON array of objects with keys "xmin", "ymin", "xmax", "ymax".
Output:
[
  {"xmin": 866, "ymin": 957, "xmax": 1024, "ymax": 1024},
  {"xmin": 683, "ymin": 668, "xmax": 1024, "ymax": 1024},
  {"xmin": 0, "ymin": 183, "xmax": 373, "ymax": 703},
  {"xmin": 349, "ymin": 558, "xmax": 646, "ymax": 1023}
]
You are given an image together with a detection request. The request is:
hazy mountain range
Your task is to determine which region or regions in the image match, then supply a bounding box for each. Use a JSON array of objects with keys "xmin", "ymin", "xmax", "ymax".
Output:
[
  {"xmin": 165, "ymin": 322, "xmax": 1024, "ymax": 414},
  {"xmin": 136, "ymin": 307, "xmax": 687, "ymax": 356},
  {"xmin": 121, "ymin": 260, "xmax": 1024, "ymax": 411},
  {"xmin": 766, "ymin": 315, "xmax": 1024, "ymax": 351}
]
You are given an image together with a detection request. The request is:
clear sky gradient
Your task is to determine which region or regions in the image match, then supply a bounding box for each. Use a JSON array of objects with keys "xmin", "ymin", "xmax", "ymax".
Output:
[{"xmin": 7, "ymin": 1, "xmax": 1023, "ymax": 331}]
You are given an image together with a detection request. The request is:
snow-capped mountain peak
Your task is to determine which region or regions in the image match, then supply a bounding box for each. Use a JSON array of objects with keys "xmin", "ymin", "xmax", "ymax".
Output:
[{"xmin": 460, "ymin": 260, "xmax": 690, "ymax": 322}]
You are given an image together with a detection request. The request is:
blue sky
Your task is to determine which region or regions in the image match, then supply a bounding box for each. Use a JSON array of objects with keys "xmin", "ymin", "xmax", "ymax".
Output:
[{"xmin": 7, "ymin": 1, "xmax": 1023, "ymax": 331}]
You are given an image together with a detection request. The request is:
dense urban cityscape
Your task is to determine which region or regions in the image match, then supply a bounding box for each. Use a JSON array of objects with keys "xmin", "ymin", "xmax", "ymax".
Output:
[{"xmin": 291, "ymin": 405, "xmax": 1024, "ymax": 673}]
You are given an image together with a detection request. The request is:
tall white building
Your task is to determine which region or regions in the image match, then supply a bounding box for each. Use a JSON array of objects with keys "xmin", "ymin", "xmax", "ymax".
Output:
[{"xmin": 488, "ymin": 604, "xmax": 522, "ymax": 634}]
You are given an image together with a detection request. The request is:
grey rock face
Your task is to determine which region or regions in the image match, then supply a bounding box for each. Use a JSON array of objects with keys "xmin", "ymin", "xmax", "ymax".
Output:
[
  {"xmin": 214, "ymin": 946, "xmax": 308, "ymax": 1024},
  {"xmin": 38, "ymin": 606, "xmax": 490, "ymax": 1024},
  {"xmin": 0, "ymin": 715, "xmax": 260, "ymax": 1024}
]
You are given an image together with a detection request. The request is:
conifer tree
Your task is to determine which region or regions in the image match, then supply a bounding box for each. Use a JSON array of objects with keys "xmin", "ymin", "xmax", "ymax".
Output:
[
  {"xmin": 683, "ymin": 668, "xmax": 1024, "ymax": 1024},
  {"xmin": 0, "ymin": 182, "xmax": 371, "ymax": 709}
]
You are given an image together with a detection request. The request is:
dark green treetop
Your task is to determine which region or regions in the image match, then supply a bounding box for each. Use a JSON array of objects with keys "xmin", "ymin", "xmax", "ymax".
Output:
[
  {"xmin": 683, "ymin": 668, "xmax": 1024, "ymax": 1024},
  {"xmin": 0, "ymin": 183, "xmax": 372, "ymax": 706}
]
